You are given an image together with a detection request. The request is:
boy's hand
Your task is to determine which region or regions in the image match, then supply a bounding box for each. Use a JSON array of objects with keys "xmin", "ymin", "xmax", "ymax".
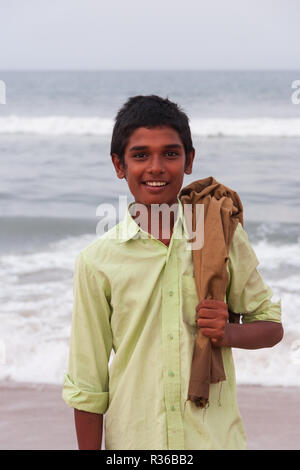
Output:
[{"xmin": 196, "ymin": 299, "xmax": 229, "ymax": 347}]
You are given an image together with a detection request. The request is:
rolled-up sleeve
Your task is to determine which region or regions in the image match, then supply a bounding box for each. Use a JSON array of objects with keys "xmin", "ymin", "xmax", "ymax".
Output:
[
  {"xmin": 226, "ymin": 223, "xmax": 281, "ymax": 324},
  {"xmin": 62, "ymin": 251, "xmax": 113, "ymax": 414}
]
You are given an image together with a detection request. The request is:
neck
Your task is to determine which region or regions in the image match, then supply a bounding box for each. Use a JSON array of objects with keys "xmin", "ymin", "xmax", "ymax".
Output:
[{"xmin": 131, "ymin": 202, "xmax": 178, "ymax": 243}]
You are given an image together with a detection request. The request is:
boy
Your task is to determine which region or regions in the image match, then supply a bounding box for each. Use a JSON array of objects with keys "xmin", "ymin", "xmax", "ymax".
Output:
[{"xmin": 62, "ymin": 95, "xmax": 283, "ymax": 450}]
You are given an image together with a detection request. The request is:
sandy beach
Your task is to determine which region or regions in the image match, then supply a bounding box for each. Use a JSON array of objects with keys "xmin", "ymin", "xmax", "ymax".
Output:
[{"xmin": 0, "ymin": 382, "xmax": 299, "ymax": 450}]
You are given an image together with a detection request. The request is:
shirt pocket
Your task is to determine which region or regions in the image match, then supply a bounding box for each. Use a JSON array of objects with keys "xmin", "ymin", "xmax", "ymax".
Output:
[{"xmin": 181, "ymin": 273, "xmax": 199, "ymax": 329}]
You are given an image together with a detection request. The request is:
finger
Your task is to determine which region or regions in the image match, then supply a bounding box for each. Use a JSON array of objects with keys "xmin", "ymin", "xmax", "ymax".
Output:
[
  {"xmin": 198, "ymin": 299, "xmax": 227, "ymax": 310},
  {"xmin": 196, "ymin": 303, "xmax": 227, "ymax": 314},
  {"xmin": 197, "ymin": 320, "xmax": 227, "ymax": 334},
  {"xmin": 200, "ymin": 327, "xmax": 221, "ymax": 339},
  {"xmin": 200, "ymin": 328, "xmax": 225, "ymax": 342},
  {"xmin": 196, "ymin": 308, "xmax": 220, "ymax": 319},
  {"xmin": 197, "ymin": 317, "xmax": 219, "ymax": 328}
]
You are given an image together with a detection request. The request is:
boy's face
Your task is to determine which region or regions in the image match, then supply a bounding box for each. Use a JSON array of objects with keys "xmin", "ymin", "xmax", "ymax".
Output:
[{"xmin": 111, "ymin": 126, "xmax": 195, "ymax": 208}]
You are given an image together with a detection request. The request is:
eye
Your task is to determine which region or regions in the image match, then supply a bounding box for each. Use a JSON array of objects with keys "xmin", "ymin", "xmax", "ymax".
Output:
[
  {"xmin": 166, "ymin": 151, "xmax": 178, "ymax": 157},
  {"xmin": 133, "ymin": 153, "xmax": 147, "ymax": 159}
]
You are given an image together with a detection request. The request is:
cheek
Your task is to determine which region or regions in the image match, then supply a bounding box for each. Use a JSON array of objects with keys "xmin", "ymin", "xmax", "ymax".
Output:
[
  {"xmin": 171, "ymin": 168, "xmax": 185, "ymax": 186},
  {"xmin": 125, "ymin": 166, "xmax": 141, "ymax": 183},
  {"xmin": 170, "ymin": 160, "xmax": 186, "ymax": 177}
]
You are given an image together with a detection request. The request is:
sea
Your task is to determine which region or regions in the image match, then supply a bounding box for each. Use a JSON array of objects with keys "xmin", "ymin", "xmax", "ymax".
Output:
[{"xmin": 0, "ymin": 70, "xmax": 300, "ymax": 387}]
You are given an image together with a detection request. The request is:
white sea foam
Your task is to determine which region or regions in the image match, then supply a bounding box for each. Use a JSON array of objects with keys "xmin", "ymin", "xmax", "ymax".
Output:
[
  {"xmin": 191, "ymin": 118, "xmax": 300, "ymax": 137},
  {"xmin": 1, "ymin": 115, "xmax": 300, "ymax": 137},
  {"xmin": 253, "ymin": 239, "xmax": 300, "ymax": 270},
  {"xmin": 0, "ymin": 233, "xmax": 97, "ymax": 385},
  {"xmin": 0, "ymin": 234, "xmax": 299, "ymax": 386},
  {"xmin": 0, "ymin": 115, "xmax": 113, "ymax": 136}
]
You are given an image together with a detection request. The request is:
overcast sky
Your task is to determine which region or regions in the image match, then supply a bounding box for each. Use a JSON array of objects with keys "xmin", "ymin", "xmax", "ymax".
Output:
[{"xmin": 0, "ymin": 0, "xmax": 299, "ymax": 70}]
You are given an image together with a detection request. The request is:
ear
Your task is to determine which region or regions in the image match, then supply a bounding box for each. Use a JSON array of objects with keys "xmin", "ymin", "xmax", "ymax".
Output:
[
  {"xmin": 111, "ymin": 153, "xmax": 126, "ymax": 179},
  {"xmin": 184, "ymin": 149, "xmax": 195, "ymax": 175}
]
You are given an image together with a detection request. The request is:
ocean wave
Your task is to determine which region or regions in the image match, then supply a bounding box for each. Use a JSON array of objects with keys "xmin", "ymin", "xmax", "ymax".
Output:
[
  {"xmin": 253, "ymin": 239, "xmax": 300, "ymax": 270},
  {"xmin": 0, "ymin": 115, "xmax": 113, "ymax": 136},
  {"xmin": 1, "ymin": 115, "xmax": 300, "ymax": 137}
]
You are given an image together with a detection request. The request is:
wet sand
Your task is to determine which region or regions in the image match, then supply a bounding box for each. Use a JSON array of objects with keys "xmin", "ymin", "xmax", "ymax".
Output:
[{"xmin": 0, "ymin": 382, "xmax": 299, "ymax": 450}]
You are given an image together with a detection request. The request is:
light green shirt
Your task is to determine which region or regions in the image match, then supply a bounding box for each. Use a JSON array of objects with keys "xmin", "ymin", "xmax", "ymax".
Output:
[{"xmin": 62, "ymin": 197, "xmax": 281, "ymax": 450}]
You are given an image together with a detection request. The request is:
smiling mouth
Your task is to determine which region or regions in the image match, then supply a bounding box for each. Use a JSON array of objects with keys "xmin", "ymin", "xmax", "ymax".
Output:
[{"xmin": 142, "ymin": 181, "xmax": 168, "ymax": 187}]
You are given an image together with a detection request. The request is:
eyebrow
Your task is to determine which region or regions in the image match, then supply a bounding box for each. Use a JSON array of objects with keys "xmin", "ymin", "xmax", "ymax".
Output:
[{"xmin": 129, "ymin": 144, "xmax": 183, "ymax": 152}]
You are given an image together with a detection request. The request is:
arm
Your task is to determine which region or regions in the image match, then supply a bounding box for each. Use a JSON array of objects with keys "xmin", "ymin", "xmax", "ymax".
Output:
[
  {"xmin": 196, "ymin": 299, "xmax": 284, "ymax": 349},
  {"xmin": 62, "ymin": 252, "xmax": 113, "ymax": 448},
  {"xmin": 196, "ymin": 223, "xmax": 283, "ymax": 350},
  {"xmin": 222, "ymin": 320, "xmax": 283, "ymax": 349},
  {"xmin": 74, "ymin": 409, "xmax": 103, "ymax": 450}
]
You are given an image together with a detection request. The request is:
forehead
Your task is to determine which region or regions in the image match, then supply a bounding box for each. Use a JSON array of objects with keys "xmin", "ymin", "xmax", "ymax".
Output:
[{"xmin": 125, "ymin": 126, "xmax": 184, "ymax": 151}]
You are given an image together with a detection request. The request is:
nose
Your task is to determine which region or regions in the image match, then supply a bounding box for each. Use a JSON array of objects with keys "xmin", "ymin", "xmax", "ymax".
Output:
[{"xmin": 147, "ymin": 155, "xmax": 166, "ymax": 174}]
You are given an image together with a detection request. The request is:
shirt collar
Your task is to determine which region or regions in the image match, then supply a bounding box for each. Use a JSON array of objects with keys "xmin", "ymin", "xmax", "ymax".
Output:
[{"xmin": 116, "ymin": 195, "xmax": 190, "ymax": 243}]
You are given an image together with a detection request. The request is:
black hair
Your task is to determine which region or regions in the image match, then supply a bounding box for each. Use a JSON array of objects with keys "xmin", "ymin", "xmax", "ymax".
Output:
[{"xmin": 110, "ymin": 95, "xmax": 194, "ymax": 168}]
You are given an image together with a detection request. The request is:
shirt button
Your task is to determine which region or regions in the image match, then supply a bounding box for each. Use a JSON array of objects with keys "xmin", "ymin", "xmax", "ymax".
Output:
[
  {"xmin": 168, "ymin": 371, "xmax": 175, "ymax": 377},
  {"xmin": 170, "ymin": 405, "xmax": 175, "ymax": 411},
  {"xmin": 169, "ymin": 334, "xmax": 174, "ymax": 340},
  {"xmin": 168, "ymin": 290, "xmax": 174, "ymax": 297}
]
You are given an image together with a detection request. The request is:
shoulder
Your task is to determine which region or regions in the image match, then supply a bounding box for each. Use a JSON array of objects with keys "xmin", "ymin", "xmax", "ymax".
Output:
[
  {"xmin": 230, "ymin": 222, "xmax": 257, "ymax": 255},
  {"xmin": 228, "ymin": 222, "xmax": 259, "ymax": 273},
  {"xmin": 231, "ymin": 222, "xmax": 250, "ymax": 246},
  {"xmin": 76, "ymin": 222, "xmax": 122, "ymax": 274}
]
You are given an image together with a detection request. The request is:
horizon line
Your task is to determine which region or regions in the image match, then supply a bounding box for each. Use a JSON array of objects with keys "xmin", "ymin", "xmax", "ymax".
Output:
[{"xmin": 0, "ymin": 68, "xmax": 300, "ymax": 73}]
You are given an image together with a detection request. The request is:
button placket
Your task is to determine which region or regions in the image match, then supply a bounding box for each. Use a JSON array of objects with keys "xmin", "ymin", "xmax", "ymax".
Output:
[{"xmin": 161, "ymin": 241, "xmax": 185, "ymax": 450}]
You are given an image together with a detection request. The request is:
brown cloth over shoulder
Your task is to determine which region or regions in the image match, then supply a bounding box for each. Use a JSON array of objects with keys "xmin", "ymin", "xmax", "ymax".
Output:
[{"xmin": 178, "ymin": 176, "xmax": 244, "ymax": 408}]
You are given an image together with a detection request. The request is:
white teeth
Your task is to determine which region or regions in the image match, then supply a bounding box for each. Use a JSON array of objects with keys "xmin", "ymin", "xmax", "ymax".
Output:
[{"xmin": 145, "ymin": 181, "xmax": 167, "ymax": 187}]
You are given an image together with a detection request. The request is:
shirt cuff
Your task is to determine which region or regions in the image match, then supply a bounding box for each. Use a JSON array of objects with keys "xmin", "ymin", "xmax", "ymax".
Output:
[
  {"xmin": 242, "ymin": 299, "xmax": 282, "ymax": 324},
  {"xmin": 62, "ymin": 373, "xmax": 109, "ymax": 414}
]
